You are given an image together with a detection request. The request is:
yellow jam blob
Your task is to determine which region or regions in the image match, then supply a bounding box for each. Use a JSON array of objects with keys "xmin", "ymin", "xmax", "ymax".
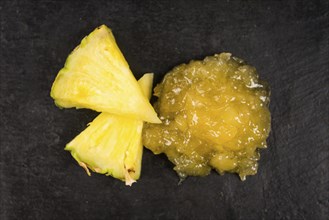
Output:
[{"xmin": 143, "ymin": 53, "xmax": 271, "ymax": 180}]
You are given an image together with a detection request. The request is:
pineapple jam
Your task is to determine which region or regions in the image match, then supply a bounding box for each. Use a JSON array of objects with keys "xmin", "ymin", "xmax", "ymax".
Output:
[{"xmin": 143, "ymin": 53, "xmax": 271, "ymax": 180}]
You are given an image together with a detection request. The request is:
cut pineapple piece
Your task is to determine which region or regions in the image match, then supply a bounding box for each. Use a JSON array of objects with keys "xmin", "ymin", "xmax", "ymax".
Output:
[
  {"xmin": 65, "ymin": 74, "xmax": 154, "ymax": 186},
  {"xmin": 123, "ymin": 73, "xmax": 154, "ymax": 184},
  {"xmin": 66, "ymin": 114, "xmax": 143, "ymax": 182},
  {"xmin": 137, "ymin": 73, "xmax": 154, "ymax": 100},
  {"xmin": 50, "ymin": 25, "xmax": 160, "ymax": 123}
]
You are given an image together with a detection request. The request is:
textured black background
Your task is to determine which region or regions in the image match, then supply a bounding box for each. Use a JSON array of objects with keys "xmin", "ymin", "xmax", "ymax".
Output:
[{"xmin": 1, "ymin": 0, "xmax": 328, "ymax": 219}]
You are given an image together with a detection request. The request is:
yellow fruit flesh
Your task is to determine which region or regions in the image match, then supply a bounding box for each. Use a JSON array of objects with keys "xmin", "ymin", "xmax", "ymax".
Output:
[
  {"xmin": 65, "ymin": 74, "xmax": 154, "ymax": 185},
  {"xmin": 66, "ymin": 114, "xmax": 143, "ymax": 181},
  {"xmin": 143, "ymin": 53, "xmax": 271, "ymax": 180},
  {"xmin": 50, "ymin": 25, "xmax": 160, "ymax": 123}
]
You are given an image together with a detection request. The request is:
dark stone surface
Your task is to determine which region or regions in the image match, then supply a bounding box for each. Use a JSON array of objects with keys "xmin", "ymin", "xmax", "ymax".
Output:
[{"xmin": 1, "ymin": 0, "xmax": 328, "ymax": 219}]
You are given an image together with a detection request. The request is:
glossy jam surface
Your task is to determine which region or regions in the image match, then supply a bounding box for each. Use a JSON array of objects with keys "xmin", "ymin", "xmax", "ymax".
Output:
[{"xmin": 143, "ymin": 53, "xmax": 271, "ymax": 180}]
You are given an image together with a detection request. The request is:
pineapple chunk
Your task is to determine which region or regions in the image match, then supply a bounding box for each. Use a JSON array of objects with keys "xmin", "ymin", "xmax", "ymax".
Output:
[
  {"xmin": 50, "ymin": 25, "xmax": 160, "ymax": 123},
  {"xmin": 65, "ymin": 74, "xmax": 154, "ymax": 186},
  {"xmin": 136, "ymin": 73, "xmax": 153, "ymax": 100}
]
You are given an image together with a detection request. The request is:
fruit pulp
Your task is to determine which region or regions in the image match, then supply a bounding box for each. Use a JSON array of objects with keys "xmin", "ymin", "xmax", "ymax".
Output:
[{"xmin": 143, "ymin": 53, "xmax": 271, "ymax": 180}]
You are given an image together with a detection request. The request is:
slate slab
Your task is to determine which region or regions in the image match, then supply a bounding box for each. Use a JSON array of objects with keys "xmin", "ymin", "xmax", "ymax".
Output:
[{"xmin": 1, "ymin": 0, "xmax": 328, "ymax": 219}]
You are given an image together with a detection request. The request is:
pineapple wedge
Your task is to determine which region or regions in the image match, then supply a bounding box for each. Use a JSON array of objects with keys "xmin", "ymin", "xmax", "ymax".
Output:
[
  {"xmin": 50, "ymin": 25, "xmax": 160, "ymax": 123},
  {"xmin": 65, "ymin": 73, "xmax": 154, "ymax": 186}
]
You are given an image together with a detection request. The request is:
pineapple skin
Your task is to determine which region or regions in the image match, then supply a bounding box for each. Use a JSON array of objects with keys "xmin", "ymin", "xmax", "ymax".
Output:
[{"xmin": 50, "ymin": 25, "xmax": 160, "ymax": 123}]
